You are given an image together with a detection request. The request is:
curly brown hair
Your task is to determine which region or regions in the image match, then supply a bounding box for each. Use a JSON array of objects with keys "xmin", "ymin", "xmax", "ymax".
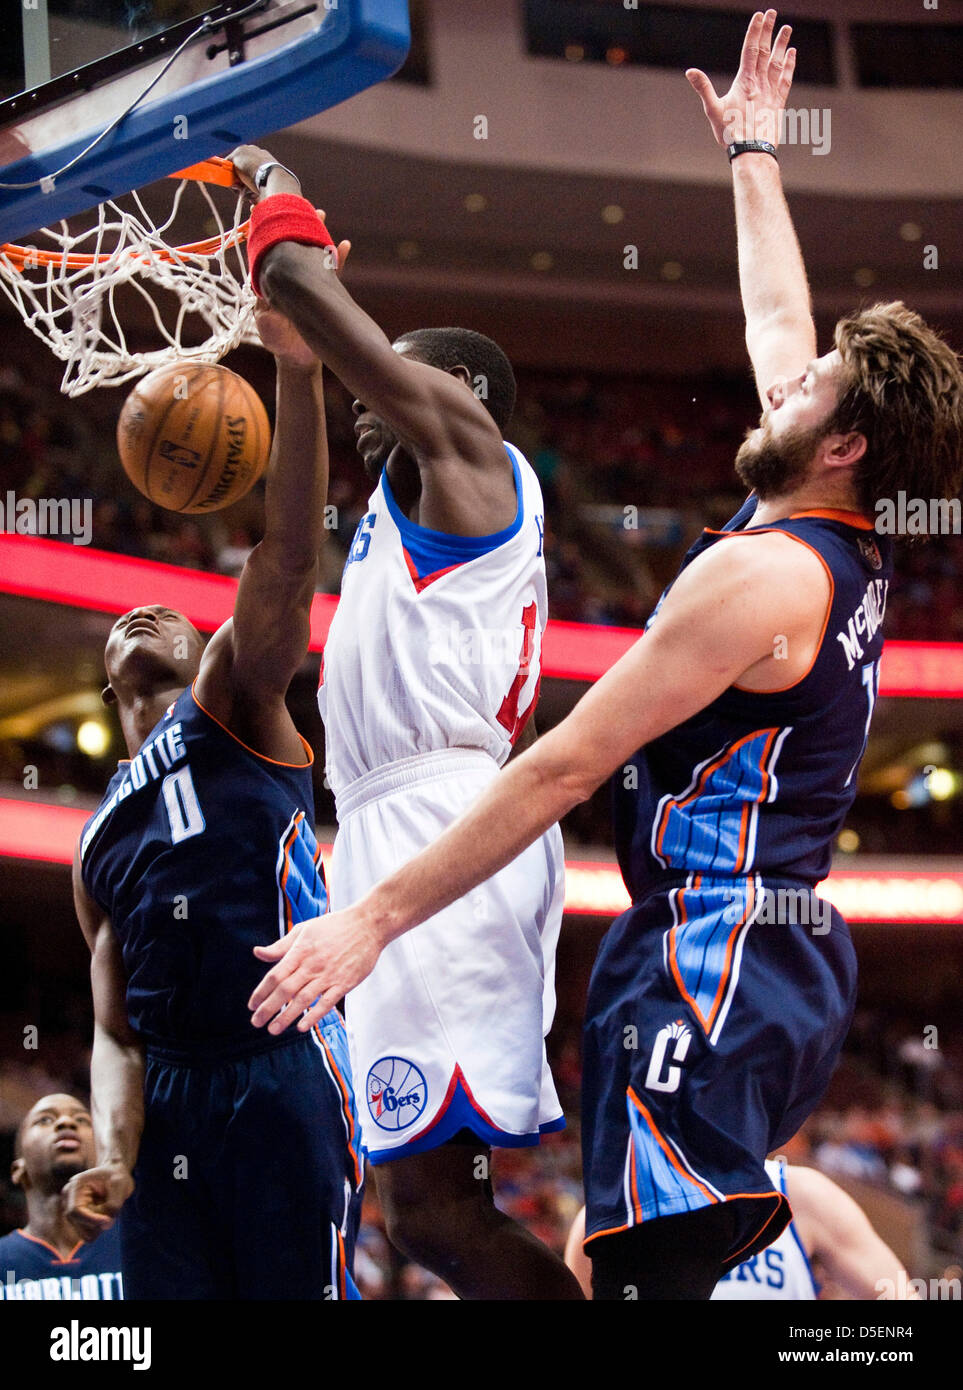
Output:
[{"xmin": 828, "ymin": 302, "xmax": 963, "ymax": 517}]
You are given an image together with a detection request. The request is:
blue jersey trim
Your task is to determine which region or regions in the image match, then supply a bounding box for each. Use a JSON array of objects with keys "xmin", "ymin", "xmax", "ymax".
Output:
[
  {"xmin": 365, "ymin": 1074, "xmax": 564, "ymax": 1164},
  {"xmin": 380, "ymin": 444, "xmax": 523, "ymax": 580},
  {"xmin": 778, "ymin": 1160, "xmax": 821, "ymax": 1297}
]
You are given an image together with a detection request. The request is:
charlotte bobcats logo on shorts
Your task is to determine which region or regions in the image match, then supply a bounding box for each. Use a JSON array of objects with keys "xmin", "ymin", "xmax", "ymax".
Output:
[{"xmin": 366, "ymin": 1057, "xmax": 428, "ymax": 1132}]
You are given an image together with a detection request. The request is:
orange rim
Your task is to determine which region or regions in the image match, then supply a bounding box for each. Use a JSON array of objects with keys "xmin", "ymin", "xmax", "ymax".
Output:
[{"xmin": 0, "ymin": 158, "xmax": 249, "ymax": 269}]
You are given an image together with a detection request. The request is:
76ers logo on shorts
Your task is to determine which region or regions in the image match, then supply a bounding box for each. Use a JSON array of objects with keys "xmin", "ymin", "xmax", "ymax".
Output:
[{"xmin": 366, "ymin": 1056, "xmax": 428, "ymax": 1132}]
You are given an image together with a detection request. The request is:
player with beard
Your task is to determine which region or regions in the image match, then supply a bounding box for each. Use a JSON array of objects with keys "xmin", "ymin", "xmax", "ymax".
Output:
[
  {"xmin": 0, "ymin": 1094, "xmax": 124, "ymax": 1300},
  {"xmin": 249, "ymin": 11, "xmax": 963, "ymax": 1300},
  {"xmin": 63, "ymin": 289, "xmax": 365, "ymax": 1299}
]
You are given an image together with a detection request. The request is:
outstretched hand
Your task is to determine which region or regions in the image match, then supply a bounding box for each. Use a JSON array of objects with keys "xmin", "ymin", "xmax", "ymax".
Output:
[
  {"xmin": 686, "ymin": 9, "xmax": 795, "ymax": 149},
  {"xmin": 249, "ymin": 910, "xmax": 383, "ymax": 1034}
]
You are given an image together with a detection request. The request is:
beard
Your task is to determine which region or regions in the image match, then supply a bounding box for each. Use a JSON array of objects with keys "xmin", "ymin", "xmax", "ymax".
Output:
[{"xmin": 734, "ymin": 417, "xmax": 830, "ymax": 498}]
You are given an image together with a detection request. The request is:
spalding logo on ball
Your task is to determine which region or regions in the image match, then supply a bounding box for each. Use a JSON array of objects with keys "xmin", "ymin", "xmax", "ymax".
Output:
[{"xmin": 116, "ymin": 361, "xmax": 271, "ymax": 513}]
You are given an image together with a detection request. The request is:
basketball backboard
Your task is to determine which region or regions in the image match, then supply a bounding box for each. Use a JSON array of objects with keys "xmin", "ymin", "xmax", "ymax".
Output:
[{"xmin": 0, "ymin": 0, "xmax": 410, "ymax": 245}]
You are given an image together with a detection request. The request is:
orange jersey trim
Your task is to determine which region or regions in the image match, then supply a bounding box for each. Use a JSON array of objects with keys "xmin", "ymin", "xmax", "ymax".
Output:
[
  {"xmin": 16, "ymin": 1229, "xmax": 83, "ymax": 1263},
  {"xmin": 191, "ymin": 679, "xmax": 313, "ymax": 768},
  {"xmin": 724, "ymin": 1191, "xmax": 790, "ymax": 1265},
  {"xmin": 789, "ymin": 508, "xmax": 875, "ymax": 530},
  {"xmin": 313, "ymin": 1021, "xmax": 365, "ymax": 1192},
  {"xmin": 626, "ymin": 1087, "xmax": 718, "ymax": 1204},
  {"xmin": 667, "ymin": 877, "xmax": 757, "ymax": 1034},
  {"xmin": 655, "ymin": 727, "xmax": 780, "ymax": 866},
  {"xmin": 702, "ymin": 528, "xmax": 836, "ymax": 694},
  {"xmin": 278, "ymin": 812, "xmax": 304, "ymax": 935}
]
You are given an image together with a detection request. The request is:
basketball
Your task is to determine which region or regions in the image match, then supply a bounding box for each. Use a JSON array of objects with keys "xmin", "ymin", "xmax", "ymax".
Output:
[{"xmin": 116, "ymin": 362, "xmax": 271, "ymax": 513}]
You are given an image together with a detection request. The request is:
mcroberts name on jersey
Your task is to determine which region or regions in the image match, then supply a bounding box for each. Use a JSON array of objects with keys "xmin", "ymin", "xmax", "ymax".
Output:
[
  {"xmin": 80, "ymin": 719, "xmax": 187, "ymax": 859},
  {"xmin": 836, "ymin": 576, "xmax": 889, "ymax": 671}
]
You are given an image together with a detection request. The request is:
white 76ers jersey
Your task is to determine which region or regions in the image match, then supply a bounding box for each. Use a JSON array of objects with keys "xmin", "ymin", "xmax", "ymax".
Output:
[
  {"xmin": 319, "ymin": 443, "xmax": 547, "ymax": 798},
  {"xmin": 711, "ymin": 1160, "xmax": 818, "ymax": 1300}
]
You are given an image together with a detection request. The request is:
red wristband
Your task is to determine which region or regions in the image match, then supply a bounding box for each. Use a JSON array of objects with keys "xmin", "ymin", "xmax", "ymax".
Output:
[{"xmin": 247, "ymin": 193, "xmax": 335, "ymax": 297}]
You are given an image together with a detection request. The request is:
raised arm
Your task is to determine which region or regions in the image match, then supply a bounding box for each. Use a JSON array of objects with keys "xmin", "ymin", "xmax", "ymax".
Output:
[
  {"xmin": 227, "ymin": 148, "xmax": 512, "ymax": 536},
  {"xmin": 686, "ymin": 9, "xmax": 816, "ymax": 403},
  {"xmin": 63, "ymin": 848, "xmax": 143, "ymax": 1240},
  {"xmin": 194, "ymin": 305, "xmax": 332, "ymax": 761}
]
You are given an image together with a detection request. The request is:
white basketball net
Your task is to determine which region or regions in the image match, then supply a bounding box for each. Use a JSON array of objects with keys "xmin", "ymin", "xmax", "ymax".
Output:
[{"xmin": 0, "ymin": 174, "xmax": 257, "ymax": 397}]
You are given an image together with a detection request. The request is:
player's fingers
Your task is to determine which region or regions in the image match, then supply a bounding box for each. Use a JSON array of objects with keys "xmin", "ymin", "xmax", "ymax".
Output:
[
  {"xmin": 337, "ymin": 239, "xmax": 352, "ymax": 270},
  {"xmin": 68, "ymin": 1207, "xmax": 113, "ymax": 1240},
  {"xmin": 251, "ymin": 961, "xmax": 313, "ymax": 1026},
  {"xmin": 267, "ymin": 976, "xmax": 327, "ymax": 1031},
  {"xmin": 252, "ymin": 932, "xmax": 296, "ymax": 963},
  {"xmin": 248, "ymin": 958, "xmax": 298, "ymax": 1017},
  {"xmin": 738, "ymin": 10, "xmax": 766, "ymax": 80},
  {"xmin": 685, "ymin": 70, "xmax": 725, "ymax": 133},
  {"xmin": 297, "ymin": 992, "xmax": 339, "ymax": 1032},
  {"xmin": 771, "ymin": 23, "xmax": 792, "ymax": 69},
  {"xmin": 778, "ymin": 47, "xmax": 796, "ymax": 99},
  {"xmin": 685, "ymin": 68, "xmax": 715, "ymax": 104}
]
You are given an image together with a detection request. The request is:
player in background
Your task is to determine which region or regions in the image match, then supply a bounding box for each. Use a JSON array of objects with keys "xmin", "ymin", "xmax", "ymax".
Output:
[
  {"xmin": 248, "ymin": 11, "xmax": 963, "ymax": 1301},
  {"xmin": 0, "ymin": 1094, "xmax": 123, "ymax": 1300},
  {"xmin": 65, "ymin": 247, "xmax": 365, "ymax": 1299},
  {"xmin": 563, "ymin": 1159, "xmax": 918, "ymax": 1300},
  {"xmin": 230, "ymin": 148, "xmax": 582, "ymax": 1299}
]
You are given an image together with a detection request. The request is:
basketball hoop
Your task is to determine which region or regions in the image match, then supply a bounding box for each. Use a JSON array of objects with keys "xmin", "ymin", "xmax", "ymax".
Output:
[{"xmin": 0, "ymin": 158, "xmax": 257, "ymax": 397}]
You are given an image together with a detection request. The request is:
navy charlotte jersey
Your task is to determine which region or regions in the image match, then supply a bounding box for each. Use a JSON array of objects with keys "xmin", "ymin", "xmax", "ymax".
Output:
[
  {"xmin": 79, "ymin": 682, "xmax": 328, "ymax": 1048},
  {"xmin": 615, "ymin": 497, "xmax": 893, "ymax": 897},
  {"xmin": 0, "ymin": 1225, "xmax": 123, "ymax": 1300}
]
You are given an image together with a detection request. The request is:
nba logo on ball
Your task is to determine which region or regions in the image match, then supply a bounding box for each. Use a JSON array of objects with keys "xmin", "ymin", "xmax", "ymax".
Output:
[{"xmin": 366, "ymin": 1057, "xmax": 427, "ymax": 1131}]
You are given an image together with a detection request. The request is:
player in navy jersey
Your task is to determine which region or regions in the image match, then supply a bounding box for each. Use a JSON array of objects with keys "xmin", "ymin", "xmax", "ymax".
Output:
[
  {"xmin": 0, "ymin": 1094, "xmax": 123, "ymax": 1300},
  {"xmin": 64, "ymin": 262, "xmax": 365, "ymax": 1299},
  {"xmin": 249, "ymin": 11, "xmax": 963, "ymax": 1300}
]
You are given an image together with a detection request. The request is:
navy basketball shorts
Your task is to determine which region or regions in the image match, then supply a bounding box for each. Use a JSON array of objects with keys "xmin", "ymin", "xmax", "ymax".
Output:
[
  {"xmin": 120, "ymin": 1012, "xmax": 364, "ymax": 1299},
  {"xmin": 581, "ymin": 873, "xmax": 857, "ymax": 1272}
]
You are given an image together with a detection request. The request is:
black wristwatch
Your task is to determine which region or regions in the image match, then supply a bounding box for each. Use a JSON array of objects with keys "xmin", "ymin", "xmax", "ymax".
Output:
[{"xmin": 253, "ymin": 161, "xmax": 301, "ymax": 193}]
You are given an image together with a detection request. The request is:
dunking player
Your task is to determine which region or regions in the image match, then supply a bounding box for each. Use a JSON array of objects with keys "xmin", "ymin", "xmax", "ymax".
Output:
[
  {"xmin": 563, "ymin": 1159, "xmax": 918, "ymax": 1301},
  {"xmin": 65, "ymin": 284, "xmax": 364, "ymax": 1298},
  {"xmin": 248, "ymin": 10, "xmax": 963, "ymax": 1300},
  {"xmin": 229, "ymin": 149, "xmax": 582, "ymax": 1299},
  {"xmin": 0, "ymin": 1094, "xmax": 123, "ymax": 1300}
]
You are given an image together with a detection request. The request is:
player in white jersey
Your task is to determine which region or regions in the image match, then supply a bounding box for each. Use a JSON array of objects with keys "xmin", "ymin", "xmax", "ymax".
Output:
[
  {"xmin": 232, "ymin": 146, "xmax": 582, "ymax": 1299},
  {"xmin": 564, "ymin": 1159, "xmax": 916, "ymax": 1300}
]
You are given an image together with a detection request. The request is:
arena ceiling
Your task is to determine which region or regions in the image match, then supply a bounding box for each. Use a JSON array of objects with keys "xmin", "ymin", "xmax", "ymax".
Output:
[{"xmin": 216, "ymin": 132, "xmax": 963, "ymax": 376}]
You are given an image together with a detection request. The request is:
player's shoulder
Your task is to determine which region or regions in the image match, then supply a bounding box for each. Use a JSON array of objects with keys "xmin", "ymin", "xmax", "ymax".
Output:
[
  {"xmin": 684, "ymin": 524, "xmax": 831, "ymax": 613},
  {"xmin": 0, "ymin": 1229, "xmax": 28, "ymax": 1258}
]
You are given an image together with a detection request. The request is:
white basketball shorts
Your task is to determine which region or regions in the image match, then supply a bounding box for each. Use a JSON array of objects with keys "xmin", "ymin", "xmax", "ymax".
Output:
[{"xmin": 330, "ymin": 748, "xmax": 565, "ymax": 1164}]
